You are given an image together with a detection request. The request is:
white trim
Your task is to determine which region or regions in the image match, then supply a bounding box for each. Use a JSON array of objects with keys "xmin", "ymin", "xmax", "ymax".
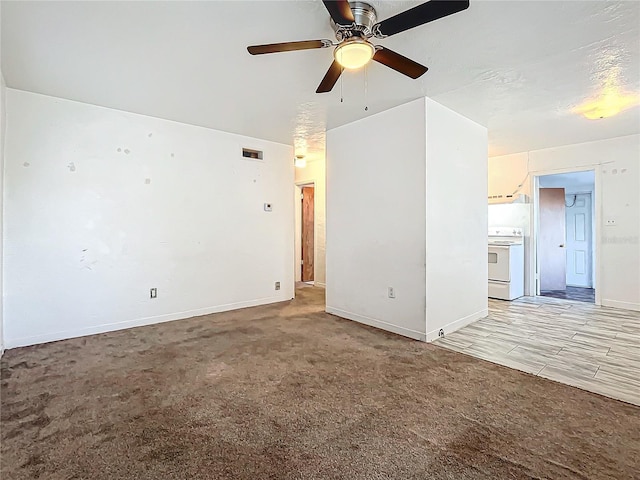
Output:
[
  {"xmin": 326, "ymin": 307, "xmax": 426, "ymax": 341},
  {"xmin": 601, "ymin": 299, "xmax": 640, "ymax": 312},
  {"xmin": 314, "ymin": 282, "xmax": 326, "ymax": 288},
  {"xmin": 5, "ymin": 296, "xmax": 286, "ymax": 349},
  {"xmin": 425, "ymin": 308, "xmax": 488, "ymax": 342},
  {"xmin": 531, "ymin": 175, "xmax": 540, "ymax": 296},
  {"xmin": 531, "ymin": 167, "xmax": 601, "ymax": 306},
  {"xmin": 593, "ymin": 167, "xmax": 602, "ymax": 305}
]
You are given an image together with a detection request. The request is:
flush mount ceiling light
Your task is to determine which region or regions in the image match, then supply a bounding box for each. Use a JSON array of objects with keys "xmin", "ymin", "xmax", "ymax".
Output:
[
  {"xmin": 574, "ymin": 88, "xmax": 639, "ymax": 120},
  {"xmin": 334, "ymin": 38, "xmax": 375, "ymax": 70},
  {"xmin": 294, "ymin": 155, "xmax": 307, "ymax": 168}
]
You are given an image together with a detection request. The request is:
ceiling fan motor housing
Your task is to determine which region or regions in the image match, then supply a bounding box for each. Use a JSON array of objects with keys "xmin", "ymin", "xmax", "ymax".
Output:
[{"xmin": 331, "ymin": 2, "xmax": 378, "ymax": 41}]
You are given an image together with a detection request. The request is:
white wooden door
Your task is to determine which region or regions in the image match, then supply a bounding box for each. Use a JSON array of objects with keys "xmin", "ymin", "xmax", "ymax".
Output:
[{"xmin": 565, "ymin": 193, "xmax": 592, "ymax": 287}]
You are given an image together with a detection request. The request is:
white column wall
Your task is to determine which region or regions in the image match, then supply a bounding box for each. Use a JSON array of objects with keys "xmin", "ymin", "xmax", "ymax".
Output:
[
  {"xmin": 424, "ymin": 99, "xmax": 488, "ymax": 341},
  {"xmin": 327, "ymin": 97, "xmax": 489, "ymax": 341},
  {"xmin": 326, "ymin": 99, "xmax": 428, "ymax": 340}
]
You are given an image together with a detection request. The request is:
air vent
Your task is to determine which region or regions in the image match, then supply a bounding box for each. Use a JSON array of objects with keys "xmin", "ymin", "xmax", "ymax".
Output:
[{"xmin": 242, "ymin": 148, "xmax": 263, "ymax": 160}]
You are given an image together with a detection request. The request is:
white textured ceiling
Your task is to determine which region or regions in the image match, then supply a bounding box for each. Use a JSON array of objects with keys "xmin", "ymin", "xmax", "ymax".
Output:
[{"xmin": 2, "ymin": 1, "xmax": 639, "ymax": 158}]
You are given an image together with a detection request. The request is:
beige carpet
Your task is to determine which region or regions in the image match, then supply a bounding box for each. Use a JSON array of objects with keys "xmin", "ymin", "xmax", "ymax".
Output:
[{"xmin": 1, "ymin": 287, "xmax": 638, "ymax": 479}]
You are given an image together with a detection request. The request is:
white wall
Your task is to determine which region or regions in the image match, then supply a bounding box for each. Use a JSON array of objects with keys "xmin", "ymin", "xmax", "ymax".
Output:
[
  {"xmin": 424, "ymin": 99, "xmax": 488, "ymax": 341},
  {"xmin": 488, "ymin": 152, "xmax": 530, "ymax": 198},
  {"xmin": 326, "ymin": 99, "xmax": 427, "ymax": 340},
  {"xmin": 294, "ymin": 159, "xmax": 326, "ymax": 286},
  {"xmin": 1, "ymin": 3, "xmax": 5, "ymax": 355},
  {"xmin": 489, "ymin": 134, "xmax": 640, "ymax": 311},
  {"xmin": 0, "ymin": 74, "xmax": 5, "ymax": 356},
  {"xmin": 327, "ymin": 97, "xmax": 488, "ymax": 342},
  {"xmin": 4, "ymin": 89, "xmax": 294, "ymax": 348}
]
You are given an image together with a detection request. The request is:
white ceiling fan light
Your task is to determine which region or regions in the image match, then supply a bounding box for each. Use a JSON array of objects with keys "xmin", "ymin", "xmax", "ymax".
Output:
[{"xmin": 334, "ymin": 38, "xmax": 375, "ymax": 70}]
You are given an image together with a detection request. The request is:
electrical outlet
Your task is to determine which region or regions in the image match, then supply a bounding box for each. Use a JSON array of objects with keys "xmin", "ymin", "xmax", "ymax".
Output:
[
  {"xmin": 150, "ymin": 288, "xmax": 157, "ymax": 299},
  {"xmin": 275, "ymin": 281, "xmax": 281, "ymax": 291},
  {"xmin": 605, "ymin": 217, "xmax": 617, "ymax": 227},
  {"xmin": 438, "ymin": 329, "xmax": 445, "ymax": 338},
  {"xmin": 388, "ymin": 287, "xmax": 395, "ymax": 298}
]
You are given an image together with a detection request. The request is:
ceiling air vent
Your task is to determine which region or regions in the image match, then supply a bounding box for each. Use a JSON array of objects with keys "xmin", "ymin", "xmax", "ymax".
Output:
[{"xmin": 242, "ymin": 148, "xmax": 263, "ymax": 160}]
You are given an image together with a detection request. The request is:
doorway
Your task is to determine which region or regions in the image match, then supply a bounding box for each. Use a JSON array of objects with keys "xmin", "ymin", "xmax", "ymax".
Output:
[
  {"xmin": 535, "ymin": 171, "xmax": 596, "ymax": 303},
  {"xmin": 301, "ymin": 185, "xmax": 315, "ymax": 282},
  {"xmin": 295, "ymin": 183, "xmax": 315, "ymax": 284}
]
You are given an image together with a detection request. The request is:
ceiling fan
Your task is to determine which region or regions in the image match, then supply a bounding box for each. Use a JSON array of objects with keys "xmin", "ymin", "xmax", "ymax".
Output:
[{"xmin": 247, "ymin": 0, "xmax": 469, "ymax": 93}]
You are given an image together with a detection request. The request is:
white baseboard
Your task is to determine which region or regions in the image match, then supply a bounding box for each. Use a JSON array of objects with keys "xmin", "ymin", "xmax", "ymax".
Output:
[
  {"xmin": 425, "ymin": 308, "xmax": 488, "ymax": 342},
  {"xmin": 601, "ymin": 299, "xmax": 640, "ymax": 312},
  {"xmin": 325, "ymin": 306, "xmax": 426, "ymax": 341},
  {"xmin": 5, "ymin": 296, "xmax": 287, "ymax": 349}
]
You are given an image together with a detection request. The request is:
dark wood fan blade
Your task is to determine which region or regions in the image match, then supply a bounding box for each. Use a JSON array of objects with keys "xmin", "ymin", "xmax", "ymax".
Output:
[
  {"xmin": 322, "ymin": 0, "xmax": 355, "ymax": 25},
  {"xmin": 374, "ymin": 0, "xmax": 469, "ymax": 37},
  {"xmin": 316, "ymin": 61, "xmax": 343, "ymax": 93},
  {"xmin": 247, "ymin": 40, "xmax": 330, "ymax": 55},
  {"xmin": 373, "ymin": 47, "xmax": 428, "ymax": 79}
]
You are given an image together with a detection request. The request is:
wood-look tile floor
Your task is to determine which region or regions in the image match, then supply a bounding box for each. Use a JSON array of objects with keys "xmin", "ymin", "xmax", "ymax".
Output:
[{"xmin": 435, "ymin": 296, "xmax": 640, "ymax": 406}]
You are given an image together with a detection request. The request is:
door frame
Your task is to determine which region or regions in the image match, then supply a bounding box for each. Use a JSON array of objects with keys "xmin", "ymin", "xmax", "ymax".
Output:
[
  {"xmin": 294, "ymin": 181, "xmax": 316, "ymax": 284},
  {"xmin": 531, "ymin": 167, "xmax": 600, "ymax": 305}
]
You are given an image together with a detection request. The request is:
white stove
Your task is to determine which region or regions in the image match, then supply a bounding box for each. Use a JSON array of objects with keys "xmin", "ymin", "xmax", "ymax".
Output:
[{"xmin": 488, "ymin": 227, "xmax": 524, "ymax": 300}]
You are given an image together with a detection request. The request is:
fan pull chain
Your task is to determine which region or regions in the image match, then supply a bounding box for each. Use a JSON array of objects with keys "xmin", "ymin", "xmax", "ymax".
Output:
[
  {"xmin": 340, "ymin": 68, "xmax": 344, "ymax": 103},
  {"xmin": 364, "ymin": 64, "xmax": 369, "ymax": 111}
]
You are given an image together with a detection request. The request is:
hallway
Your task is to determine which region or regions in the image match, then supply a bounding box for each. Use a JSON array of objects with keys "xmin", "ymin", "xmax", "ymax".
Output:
[{"xmin": 541, "ymin": 286, "xmax": 595, "ymax": 303}]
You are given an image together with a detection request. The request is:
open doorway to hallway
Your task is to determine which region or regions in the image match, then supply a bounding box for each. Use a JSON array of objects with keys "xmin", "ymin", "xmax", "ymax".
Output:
[{"xmin": 536, "ymin": 171, "xmax": 596, "ymax": 303}]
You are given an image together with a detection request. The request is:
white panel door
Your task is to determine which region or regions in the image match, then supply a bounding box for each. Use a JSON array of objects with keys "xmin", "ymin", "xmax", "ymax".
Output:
[{"xmin": 566, "ymin": 193, "xmax": 592, "ymax": 287}]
